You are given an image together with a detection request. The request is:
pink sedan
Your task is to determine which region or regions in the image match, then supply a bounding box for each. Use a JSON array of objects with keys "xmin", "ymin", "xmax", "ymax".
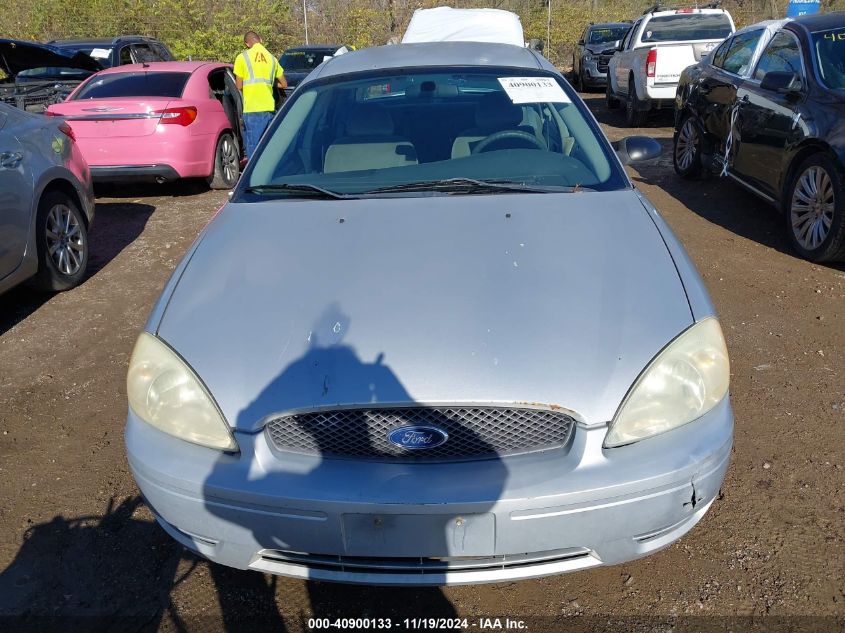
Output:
[{"xmin": 46, "ymin": 62, "xmax": 242, "ymax": 189}]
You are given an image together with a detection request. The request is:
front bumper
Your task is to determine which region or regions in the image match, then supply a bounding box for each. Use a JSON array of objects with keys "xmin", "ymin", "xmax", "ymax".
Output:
[
  {"xmin": 581, "ymin": 59, "xmax": 609, "ymax": 86},
  {"xmin": 126, "ymin": 398, "xmax": 733, "ymax": 585}
]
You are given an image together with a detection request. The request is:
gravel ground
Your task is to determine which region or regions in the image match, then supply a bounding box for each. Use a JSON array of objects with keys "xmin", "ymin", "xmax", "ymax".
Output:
[{"xmin": 0, "ymin": 91, "xmax": 842, "ymax": 633}]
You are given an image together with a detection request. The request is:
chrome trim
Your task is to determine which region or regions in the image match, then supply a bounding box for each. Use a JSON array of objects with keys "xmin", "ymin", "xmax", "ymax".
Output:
[
  {"xmin": 61, "ymin": 112, "xmax": 159, "ymax": 121},
  {"xmin": 726, "ymin": 171, "xmax": 776, "ymax": 203}
]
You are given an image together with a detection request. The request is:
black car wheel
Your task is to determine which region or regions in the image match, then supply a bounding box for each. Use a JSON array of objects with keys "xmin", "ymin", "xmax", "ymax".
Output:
[
  {"xmin": 625, "ymin": 85, "xmax": 648, "ymax": 127},
  {"xmin": 31, "ymin": 190, "xmax": 88, "ymax": 291},
  {"xmin": 785, "ymin": 153, "xmax": 845, "ymax": 262},
  {"xmin": 208, "ymin": 132, "xmax": 240, "ymax": 190},
  {"xmin": 605, "ymin": 81, "xmax": 620, "ymax": 110},
  {"xmin": 673, "ymin": 114, "xmax": 704, "ymax": 178}
]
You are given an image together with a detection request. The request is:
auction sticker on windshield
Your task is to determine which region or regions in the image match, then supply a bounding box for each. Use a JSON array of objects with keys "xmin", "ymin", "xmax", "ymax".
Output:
[{"xmin": 498, "ymin": 77, "xmax": 570, "ymax": 104}]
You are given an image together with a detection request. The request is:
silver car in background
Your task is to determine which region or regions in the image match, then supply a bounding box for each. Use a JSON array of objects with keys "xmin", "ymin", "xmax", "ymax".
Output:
[
  {"xmin": 0, "ymin": 102, "xmax": 94, "ymax": 295},
  {"xmin": 126, "ymin": 42, "xmax": 733, "ymax": 585}
]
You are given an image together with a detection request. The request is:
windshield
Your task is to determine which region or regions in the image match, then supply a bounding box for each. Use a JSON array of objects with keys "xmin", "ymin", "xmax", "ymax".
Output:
[
  {"xmin": 244, "ymin": 69, "xmax": 624, "ymax": 198},
  {"xmin": 17, "ymin": 67, "xmax": 93, "ymax": 80},
  {"xmin": 642, "ymin": 13, "xmax": 733, "ymax": 42},
  {"xmin": 280, "ymin": 50, "xmax": 333, "ymax": 71},
  {"xmin": 588, "ymin": 27, "xmax": 629, "ymax": 45},
  {"xmin": 814, "ymin": 28, "xmax": 845, "ymax": 90},
  {"xmin": 72, "ymin": 72, "xmax": 190, "ymax": 99}
]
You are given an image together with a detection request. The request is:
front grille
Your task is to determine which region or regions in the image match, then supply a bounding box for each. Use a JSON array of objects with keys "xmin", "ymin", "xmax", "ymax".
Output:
[
  {"xmin": 265, "ymin": 406, "xmax": 576, "ymax": 462},
  {"xmin": 597, "ymin": 55, "xmax": 612, "ymax": 73},
  {"xmin": 257, "ymin": 547, "xmax": 594, "ymax": 574}
]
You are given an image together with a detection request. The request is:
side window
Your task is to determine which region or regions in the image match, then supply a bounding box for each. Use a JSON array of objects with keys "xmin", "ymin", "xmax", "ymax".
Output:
[
  {"xmin": 152, "ymin": 43, "xmax": 171, "ymax": 61},
  {"xmin": 711, "ymin": 38, "xmax": 731, "ymax": 68},
  {"xmin": 132, "ymin": 44, "xmax": 158, "ymax": 63},
  {"xmin": 720, "ymin": 29, "xmax": 764, "ymax": 75},
  {"xmin": 119, "ymin": 46, "xmax": 132, "ymax": 65},
  {"xmin": 754, "ymin": 31, "xmax": 803, "ymax": 81},
  {"xmin": 623, "ymin": 21, "xmax": 639, "ymax": 50}
]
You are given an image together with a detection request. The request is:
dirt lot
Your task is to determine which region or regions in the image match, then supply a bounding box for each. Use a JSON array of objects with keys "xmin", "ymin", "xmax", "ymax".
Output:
[{"xmin": 0, "ymin": 92, "xmax": 842, "ymax": 632}]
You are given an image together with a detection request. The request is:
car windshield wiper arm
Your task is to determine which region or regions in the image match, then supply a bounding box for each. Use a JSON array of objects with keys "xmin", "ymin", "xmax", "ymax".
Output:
[
  {"xmin": 243, "ymin": 183, "xmax": 354, "ymax": 199},
  {"xmin": 361, "ymin": 178, "xmax": 591, "ymax": 195}
]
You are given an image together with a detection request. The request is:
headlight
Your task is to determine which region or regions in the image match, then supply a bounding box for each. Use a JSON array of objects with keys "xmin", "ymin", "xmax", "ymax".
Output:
[
  {"xmin": 127, "ymin": 332, "xmax": 238, "ymax": 451},
  {"xmin": 584, "ymin": 54, "xmax": 595, "ymax": 61},
  {"xmin": 605, "ymin": 318, "xmax": 730, "ymax": 448}
]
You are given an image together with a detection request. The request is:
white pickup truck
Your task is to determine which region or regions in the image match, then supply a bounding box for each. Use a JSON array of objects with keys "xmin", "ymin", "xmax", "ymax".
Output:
[{"xmin": 607, "ymin": 6, "xmax": 735, "ymax": 126}]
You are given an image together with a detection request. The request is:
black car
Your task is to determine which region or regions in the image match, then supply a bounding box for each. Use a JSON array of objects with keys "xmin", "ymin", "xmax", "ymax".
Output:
[
  {"xmin": 571, "ymin": 22, "xmax": 631, "ymax": 90},
  {"xmin": 0, "ymin": 35, "xmax": 174, "ymax": 113},
  {"xmin": 279, "ymin": 44, "xmax": 348, "ymax": 94},
  {"xmin": 47, "ymin": 36, "xmax": 173, "ymax": 69},
  {"xmin": 673, "ymin": 12, "xmax": 845, "ymax": 262},
  {"xmin": 0, "ymin": 39, "xmax": 102, "ymax": 112}
]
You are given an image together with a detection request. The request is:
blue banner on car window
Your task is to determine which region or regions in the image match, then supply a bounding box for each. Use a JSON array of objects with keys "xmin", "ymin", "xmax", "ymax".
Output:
[{"xmin": 786, "ymin": 0, "xmax": 821, "ymax": 17}]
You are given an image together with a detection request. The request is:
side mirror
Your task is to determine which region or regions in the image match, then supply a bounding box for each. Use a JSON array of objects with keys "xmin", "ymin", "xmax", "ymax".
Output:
[
  {"xmin": 616, "ymin": 41, "xmax": 625, "ymax": 52},
  {"xmin": 613, "ymin": 136, "xmax": 662, "ymax": 165},
  {"xmin": 612, "ymin": 39, "xmax": 621, "ymax": 50},
  {"xmin": 578, "ymin": 39, "xmax": 585, "ymax": 46},
  {"xmin": 760, "ymin": 71, "xmax": 802, "ymax": 95}
]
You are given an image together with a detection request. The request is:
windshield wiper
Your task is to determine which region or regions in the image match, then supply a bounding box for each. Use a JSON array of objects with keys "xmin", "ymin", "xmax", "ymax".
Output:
[
  {"xmin": 361, "ymin": 178, "xmax": 591, "ymax": 195},
  {"xmin": 243, "ymin": 183, "xmax": 354, "ymax": 199}
]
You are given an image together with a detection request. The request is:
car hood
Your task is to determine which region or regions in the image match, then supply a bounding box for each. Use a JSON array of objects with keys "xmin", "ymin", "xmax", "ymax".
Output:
[
  {"xmin": 586, "ymin": 45, "xmax": 616, "ymax": 56},
  {"xmin": 0, "ymin": 39, "xmax": 103, "ymax": 77},
  {"xmin": 156, "ymin": 191, "xmax": 694, "ymax": 431}
]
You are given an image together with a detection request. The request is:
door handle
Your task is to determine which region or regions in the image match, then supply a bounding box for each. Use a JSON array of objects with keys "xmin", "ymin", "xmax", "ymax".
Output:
[{"xmin": 0, "ymin": 151, "xmax": 23, "ymax": 169}]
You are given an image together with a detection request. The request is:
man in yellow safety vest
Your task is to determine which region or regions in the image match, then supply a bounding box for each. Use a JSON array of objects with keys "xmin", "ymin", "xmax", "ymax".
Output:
[{"xmin": 234, "ymin": 31, "xmax": 287, "ymax": 160}]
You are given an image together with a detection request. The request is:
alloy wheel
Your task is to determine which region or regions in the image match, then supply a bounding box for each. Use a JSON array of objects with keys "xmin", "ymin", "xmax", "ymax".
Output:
[
  {"xmin": 45, "ymin": 203, "xmax": 85, "ymax": 276},
  {"xmin": 221, "ymin": 137, "xmax": 239, "ymax": 184},
  {"xmin": 675, "ymin": 118, "xmax": 698, "ymax": 171},
  {"xmin": 791, "ymin": 166, "xmax": 835, "ymax": 250}
]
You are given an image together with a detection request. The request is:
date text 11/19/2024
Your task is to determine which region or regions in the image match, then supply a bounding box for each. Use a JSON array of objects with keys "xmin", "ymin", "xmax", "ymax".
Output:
[{"xmin": 308, "ymin": 617, "xmax": 528, "ymax": 630}]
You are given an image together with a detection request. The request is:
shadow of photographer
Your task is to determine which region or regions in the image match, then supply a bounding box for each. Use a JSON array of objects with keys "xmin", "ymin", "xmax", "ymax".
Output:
[{"xmin": 201, "ymin": 303, "xmax": 508, "ymax": 628}]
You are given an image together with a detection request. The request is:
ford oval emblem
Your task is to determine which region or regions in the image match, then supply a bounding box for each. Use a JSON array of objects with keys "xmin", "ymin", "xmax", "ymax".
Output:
[{"xmin": 387, "ymin": 425, "xmax": 448, "ymax": 450}]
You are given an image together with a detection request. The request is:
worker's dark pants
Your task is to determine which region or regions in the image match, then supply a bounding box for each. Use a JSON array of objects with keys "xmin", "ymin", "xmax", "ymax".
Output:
[{"xmin": 243, "ymin": 111, "xmax": 274, "ymax": 159}]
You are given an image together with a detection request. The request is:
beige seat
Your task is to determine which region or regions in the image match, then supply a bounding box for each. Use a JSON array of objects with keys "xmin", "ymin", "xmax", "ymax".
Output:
[
  {"xmin": 324, "ymin": 105, "xmax": 418, "ymax": 173},
  {"xmin": 451, "ymin": 92, "xmax": 528, "ymax": 159}
]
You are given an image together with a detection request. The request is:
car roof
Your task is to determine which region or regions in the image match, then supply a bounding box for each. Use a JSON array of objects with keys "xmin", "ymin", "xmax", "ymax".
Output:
[
  {"xmin": 49, "ymin": 36, "xmax": 160, "ymax": 46},
  {"xmin": 789, "ymin": 10, "xmax": 845, "ymax": 33},
  {"xmin": 93, "ymin": 61, "xmax": 226, "ymax": 75},
  {"xmin": 285, "ymin": 44, "xmax": 342, "ymax": 52},
  {"xmin": 311, "ymin": 42, "xmax": 546, "ymax": 82},
  {"xmin": 645, "ymin": 8, "xmax": 729, "ymax": 18},
  {"xmin": 733, "ymin": 18, "xmax": 790, "ymax": 34},
  {"xmin": 588, "ymin": 22, "xmax": 631, "ymax": 28}
]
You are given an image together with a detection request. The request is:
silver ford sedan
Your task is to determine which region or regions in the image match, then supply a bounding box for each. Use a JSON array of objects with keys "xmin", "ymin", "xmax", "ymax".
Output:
[{"xmin": 125, "ymin": 42, "xmax": 732, "ymax": 585}]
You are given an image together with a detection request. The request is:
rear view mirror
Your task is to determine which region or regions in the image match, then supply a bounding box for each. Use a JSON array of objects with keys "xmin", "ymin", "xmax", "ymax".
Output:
[
  {"xmin": 613, "ymin": 136, "xmax": 662, "ymax": 165},
  {"xmin": 760, "ymin": 71, "xmax": 802, "ymax": 95}
]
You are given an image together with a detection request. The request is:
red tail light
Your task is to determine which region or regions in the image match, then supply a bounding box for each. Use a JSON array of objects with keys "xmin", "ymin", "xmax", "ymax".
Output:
[
  {"xmin": 646, "ymin": 49, "xmax": 657, "ymax": 78},
  {"xmin": 153, "ymin": 106, "xmax": 198, "ymax": 126},
  {"xmin": 57, "ymin": 122, "xmax": 76, "ymax": 141}
]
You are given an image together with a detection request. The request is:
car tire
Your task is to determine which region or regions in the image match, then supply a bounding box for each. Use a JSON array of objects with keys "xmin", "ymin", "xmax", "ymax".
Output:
[
  {"xmin": 208, "ymin": 132, "xmax": 240, "ymax": 190},
  {"xmin": 673, "ymin": 114, "xmax": 704, "ymax": 179},
  {"xmin": 784, "ymin": 153, "xmax": 845, "ymax": 263},
  {"xmin": 605, "ymin": 81, "xmax": 620, "ymax": 110},
  {"xmin": 31, "ymin": 190, "xmax": 88, "ymax": 292},
  {"xmin": 625, "ymin": 84, "xmax": 648, "ymax": 127}
]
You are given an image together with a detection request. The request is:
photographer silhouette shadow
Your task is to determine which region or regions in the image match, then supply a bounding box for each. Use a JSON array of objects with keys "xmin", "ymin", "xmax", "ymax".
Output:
[{"xmin": 202, "ymin": 303, "xmax": 508, "ymax": 628}]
